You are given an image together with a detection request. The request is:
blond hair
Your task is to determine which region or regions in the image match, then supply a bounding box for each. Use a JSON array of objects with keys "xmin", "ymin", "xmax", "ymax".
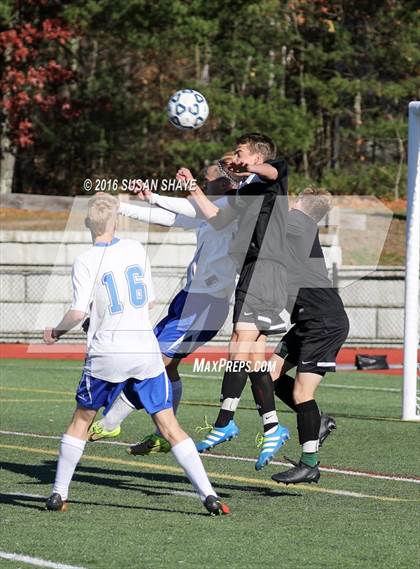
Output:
[
  {"xmin": 297, "ymin": 187, "xmax": 332, "ymax": 222},
  {"xmin": 87, "ymin": 192, "xmax": 119, "ymax": 236}
]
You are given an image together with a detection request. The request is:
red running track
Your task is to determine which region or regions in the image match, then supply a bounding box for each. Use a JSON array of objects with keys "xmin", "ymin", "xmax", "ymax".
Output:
[{"xmin": 1, "ymin": 343, "xmax": 416, "ymax": 375}]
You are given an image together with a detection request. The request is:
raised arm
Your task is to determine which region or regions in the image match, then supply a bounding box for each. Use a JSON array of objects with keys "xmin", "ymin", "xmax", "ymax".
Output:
[
  {"xmin": 119, "ymin": 201, "xmax": 177, "ymax": 227},
  {"xmin": 176, "ymin": 167, "xmax": 237, "ymax": 230},
  {"xmin": 148, "ymin": 193, "xmax": 198, "ymax": 218},
  {"xmin": 190, "ymin": 184, "xmax": 237, "ymax": 229},
  {"xmin": 244, "ymin": 162, "xmax": 278, "ymax": 181},
  {"xmin": 120, "ymin": 176, "xmax": 201, "ymax": 227}
]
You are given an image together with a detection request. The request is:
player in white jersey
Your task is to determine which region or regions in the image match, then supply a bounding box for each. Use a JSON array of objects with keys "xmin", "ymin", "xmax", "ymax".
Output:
[
  {"xmin": 43, "ymin": 192, "xmax": 229, "ymax": 516},
  {"xmin": 89, "ymin": 160, "xmax": 240, "ymax": 456}
]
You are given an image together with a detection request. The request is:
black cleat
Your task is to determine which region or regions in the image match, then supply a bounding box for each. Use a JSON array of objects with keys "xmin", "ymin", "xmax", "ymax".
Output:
[
  {"xmin": 45, "ymin": 493, "xmax": 68, "ymax": 512},
  {"xmin": 271, "ymin": 457, "xmax": 320, "ymax": 485},
  {"xmin": 203, "ymin": 495, "xmax": 230, "ymax": 516},
  {"xmin": 82, "ymin": 317, "xmax": 90, "ymax": 334},
  {"xmin": 319, "ymin": 413, "xmax": 336, "ymax": 447}
]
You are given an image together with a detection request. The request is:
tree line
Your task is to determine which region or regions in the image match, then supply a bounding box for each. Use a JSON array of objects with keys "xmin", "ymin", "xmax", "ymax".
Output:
[{"xmin": 1, "ymin": 0, "xmax": 419, "ymax": 198}]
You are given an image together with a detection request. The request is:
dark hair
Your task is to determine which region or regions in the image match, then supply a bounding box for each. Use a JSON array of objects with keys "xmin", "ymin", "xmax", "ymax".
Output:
[
  {"xmin": 198, "ymin": 158, "xmax": 241, "ymax": 190},
  {"xmin": 236, "ymin": 133, "xmax": 277, "ymax": 160}
]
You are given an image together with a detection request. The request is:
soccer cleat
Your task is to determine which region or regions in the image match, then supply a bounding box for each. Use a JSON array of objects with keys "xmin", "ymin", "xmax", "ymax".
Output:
[
  {"xmin": 196, "ymin": 420, "xmax": 240, "ymax": 453},
  {"xmin": 319, "ymin": 413, "xmax": 337, "ymax": 447},
  {"xmin": 255, "ymin": 424, "xmax": 290, "ymax": 471},
  {"xmin": 82, "ymin": 317, "xmax": 90, "ymax": 334},
  {"xmin": 45, "ymin": 493, "xmax": 68, "ymax": 512},
  {"xmin": 88, "ymin": 420, "xmax": 121, "ymax": 442},
  {"xmin": 271, "ymin": 457, "xmax": 320, "ymax": 485},
  {"xmin": 203, "ymin": 495, "xmax": 230, "ymax": 516},
  {"xmin": 127, "ymin": 434, "xmax": 171, "ymax": 456}
]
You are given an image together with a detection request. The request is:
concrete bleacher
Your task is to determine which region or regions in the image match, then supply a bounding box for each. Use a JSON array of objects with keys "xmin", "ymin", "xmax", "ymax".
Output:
[{"xmin": 0, "ymin": 228, "xmax": 408, "ymax": 346}]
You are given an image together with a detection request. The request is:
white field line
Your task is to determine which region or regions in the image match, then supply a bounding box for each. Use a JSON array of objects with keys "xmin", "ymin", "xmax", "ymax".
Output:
[
  {"xmin": 1, "ymin": 364, "xmax": 402, "ymax": 393},
  {"xmin": 2, "ymin": 489, "xmax": 197, "ymax": 501},
  {"xmin": 0, "ymin": 551, "xmax": 86, "ymax": 569},
  {"xmin": 0, "ymin": 449, "xmax": 417, "ymax": 504},
  {"xmin": 2, "ymin": 491, "xmax": 48, "ymax": 499},
  {"xmin": 0, "ymin": 373, "xmax": 402, "ymax": 395},
  {"xmin": 321, "ymin": 383, "xmax": 399, "ymax": 393},
  {"xmin": 0, "ymin": 430, "xmax": 130, "ymax": 445},
  {"xmin": 181, "ymin": 374, "xmax": 400, "ymax": 393},
  {"xmin": 0, "ymin": 363, "xmax": 403, "ymax": 371},
  {"xmin": 166, "ymin": 489, "xmax": 198, "ymax": 498},
  {"xmin": 0, "ymin": 485, "xmax": 406, "ymax": 506},
  {"xmin": 201, "ymin": 452, "xmax": 420, "ymax": 484},
  {"xmin": 1, "ymin": 455, "xmax": 416, "ymax": 505},
  {"xmin": 1, "ymin": 429, "xmax": 419, "ymax": 485}
]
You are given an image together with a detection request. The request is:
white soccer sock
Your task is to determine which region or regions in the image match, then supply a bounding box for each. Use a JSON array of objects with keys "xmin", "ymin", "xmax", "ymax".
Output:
[
  {"xmin": 171, "ymin": 437, "xmax": 216, "ymax": 502},
  {"xmin": 262, "ymin": 410, "xmax": 279, "ymax": 435},
  {"xmin": 302, "ymin": 440, "xmax": 319, "ymax": 453},
  {"xmin": 102, "ymin": 392, "xmax": 136, "ymax": 431},
  {"xmin": 52, "ymin": 434, "xmax": 86, "ymax": 501},
  {"xmin": 155, "ymin": 380, "xmax": 183, "ymax": 437}
]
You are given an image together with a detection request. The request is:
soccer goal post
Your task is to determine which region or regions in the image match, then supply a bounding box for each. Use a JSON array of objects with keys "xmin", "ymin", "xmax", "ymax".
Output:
[{"xmin": 402, "ymin": 101, "xmax": 420, "ymax": 420}]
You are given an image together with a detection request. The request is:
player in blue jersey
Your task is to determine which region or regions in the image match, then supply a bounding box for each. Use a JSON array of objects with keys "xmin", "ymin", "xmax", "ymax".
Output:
[
  {"xmin": 88, "ymin": 159, "xmax": 241, "ymax": 456},
  {"xmin": 43, "ymin": 192, "xmax": 229, "ymax": 516}
]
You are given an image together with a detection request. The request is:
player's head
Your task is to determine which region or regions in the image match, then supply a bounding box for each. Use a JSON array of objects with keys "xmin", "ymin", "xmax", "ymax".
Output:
[
  {"xmin": 234, "ymin": 133, "xmax": 277, "ymax": 165},
  {"xmin": 86, "ymin": 192, "xmax": 119, "ymax": 237},
  {"xmin": 199, "ymin": 154, "xmax": 241, "ymax": 196},
  {"xmin": 295, "ymin": 187, "xmax": 332, "ymax": 222}
]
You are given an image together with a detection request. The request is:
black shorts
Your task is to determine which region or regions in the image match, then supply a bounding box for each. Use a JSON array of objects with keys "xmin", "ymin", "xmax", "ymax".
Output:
[
  {"xmin": 274, "ymin": 314, "xmax": 349, "ymax": 374},
  {"xmin": 233, "ymin": 260, "xmax": 288, "ymax": 335}
]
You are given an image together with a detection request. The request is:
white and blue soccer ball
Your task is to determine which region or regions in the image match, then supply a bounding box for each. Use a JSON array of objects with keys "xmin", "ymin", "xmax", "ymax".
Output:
[{"xmin": 167, "ymin": 89, "xmax": 209, "ymax": 130}]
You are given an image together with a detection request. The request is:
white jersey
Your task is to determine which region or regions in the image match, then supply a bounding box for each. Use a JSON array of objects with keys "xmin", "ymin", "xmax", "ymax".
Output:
[
  {"xmin": 71, "ymin": 237, "xmax": 164, "ymax": 383},
  {"xmin": 175, "ymin": 197, "xmax": 237, "ymax": 298}
]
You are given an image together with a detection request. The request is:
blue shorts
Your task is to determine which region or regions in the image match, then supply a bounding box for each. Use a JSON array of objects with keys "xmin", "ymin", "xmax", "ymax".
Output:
[
  {"xmin": 75, "ymin": 373, "xmax": 126, "ymax": 412},
  {"xmin": 122, "ymin": 372, "xmax": 173, "ymax": 415},
  {"xmin": 154, "ymin": 289, "xmax": 230, "ymax": 358}
]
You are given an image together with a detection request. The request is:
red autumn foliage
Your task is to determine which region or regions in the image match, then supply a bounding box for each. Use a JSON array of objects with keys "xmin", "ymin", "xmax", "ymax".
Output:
[{"xmin": 0, "ymin": 15, "xmax": 76, "ymax": 148}]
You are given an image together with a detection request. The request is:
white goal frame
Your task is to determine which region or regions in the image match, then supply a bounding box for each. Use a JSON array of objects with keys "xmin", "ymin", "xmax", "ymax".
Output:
[{"xmin": 402, "ymin": 101, "xmax": 420, "ymax": 420}]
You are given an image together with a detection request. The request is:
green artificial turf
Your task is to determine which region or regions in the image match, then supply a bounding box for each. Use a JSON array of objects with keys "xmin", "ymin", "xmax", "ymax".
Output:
[{"xmin": 0, "ymin": 359, "xmax": 419, "ymax": 569}]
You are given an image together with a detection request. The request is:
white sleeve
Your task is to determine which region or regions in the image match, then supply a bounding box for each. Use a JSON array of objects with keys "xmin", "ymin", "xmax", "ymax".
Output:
[
  {"xmin": 150, "ymin": 194, "xmax": 199, "ymax": 218},
  {"xmin": 144, "ymin": 256, "xmax": 156, "ymax": 304},
  {"xmin": 173, "ymin": 214, "xmax": 201, "ymax": 229},
  {"xmin": 70, "ymin": 258, "xmax": 93, "ymax": 313},
  {"xmin": 119, "ymin": 202, "xmax": 176, "ymax": 227}
]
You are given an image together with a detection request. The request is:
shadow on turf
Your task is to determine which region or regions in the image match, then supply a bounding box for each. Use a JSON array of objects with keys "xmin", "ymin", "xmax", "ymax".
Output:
[
  {"xmin": 0, "ymin": 492, "xmax": 210, "ymax": 516},
  {"xmin": 0, "ymin": 493, "xmax": 46, "ymax": 511},
  {"xmin": 1, "ymin": 460, "xmax": 302, "ymax": 502}
]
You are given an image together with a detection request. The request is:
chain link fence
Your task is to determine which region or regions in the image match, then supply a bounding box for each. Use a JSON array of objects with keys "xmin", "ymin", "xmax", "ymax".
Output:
[
  {"xmin": 335, "ymin": 266, "xmax": 406, "ymax": 346},
  {"xmin": 0, "ymin": 264, "xmax": 407, "ymax": 346}
]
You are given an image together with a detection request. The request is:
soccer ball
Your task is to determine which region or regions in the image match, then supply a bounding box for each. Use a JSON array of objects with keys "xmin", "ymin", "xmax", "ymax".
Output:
[{"xmin": 167, "ymin": 89, "xmax": 209, "ymax": 130}]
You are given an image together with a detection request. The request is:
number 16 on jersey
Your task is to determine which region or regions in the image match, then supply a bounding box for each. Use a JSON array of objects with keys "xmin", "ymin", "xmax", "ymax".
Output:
[{"xmin": 102, "ymin": 264, "xmax": 148, "ymax": 314}]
